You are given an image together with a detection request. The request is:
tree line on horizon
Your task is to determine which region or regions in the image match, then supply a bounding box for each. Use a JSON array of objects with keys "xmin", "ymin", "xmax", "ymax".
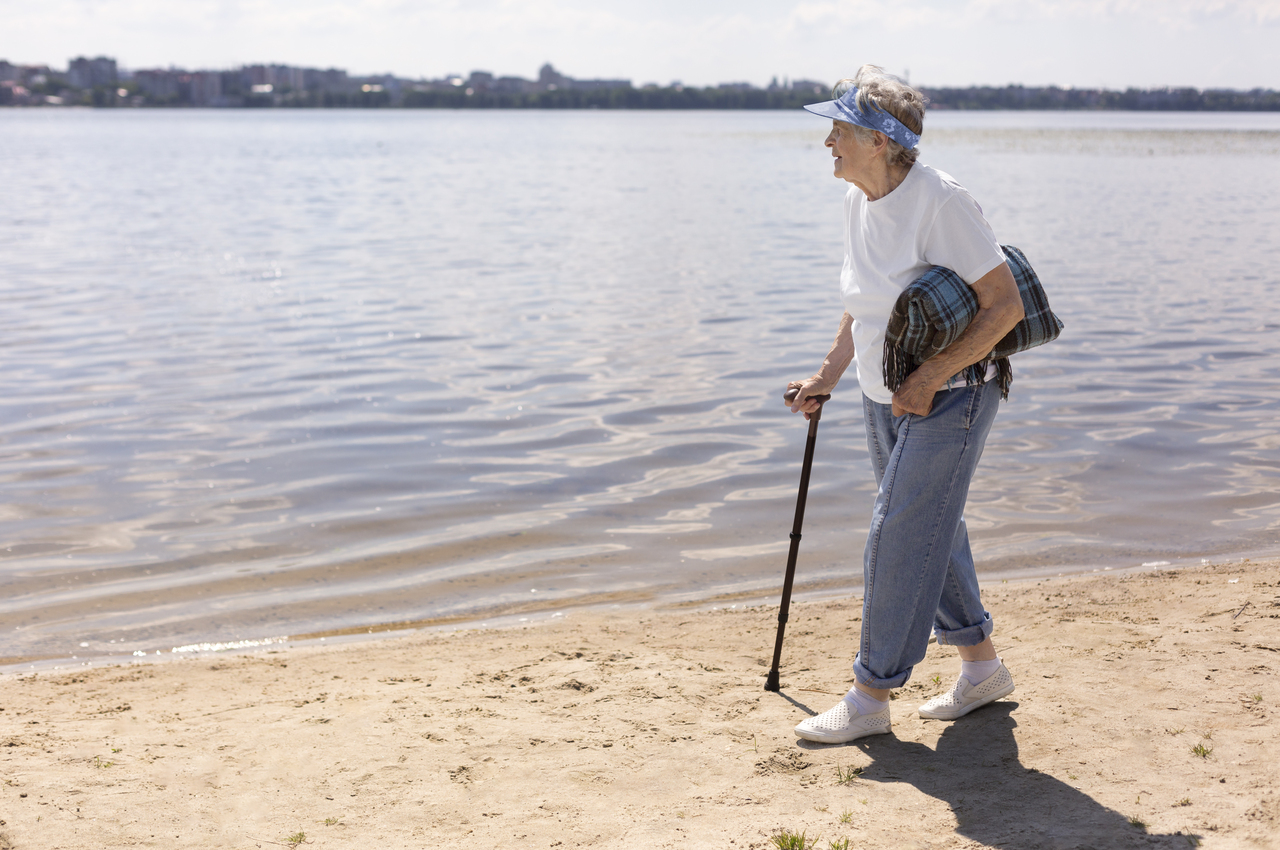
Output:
[
  {"xmin": 399, "ymin": 84, "xmax": 1280, "ymax": 111},
  {"xmin": 8, "ymin": 83, "xmax": 1278, "ymax": 111},
  {"xmin": 4, "ymin": 58, "xmax": 1278, "ymax": 112}
]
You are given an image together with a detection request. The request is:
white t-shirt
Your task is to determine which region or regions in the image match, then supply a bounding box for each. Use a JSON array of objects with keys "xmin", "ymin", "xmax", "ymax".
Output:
[{"xmin": 840, "ymin": 162, "xmax": 1006, "ymax": 404}]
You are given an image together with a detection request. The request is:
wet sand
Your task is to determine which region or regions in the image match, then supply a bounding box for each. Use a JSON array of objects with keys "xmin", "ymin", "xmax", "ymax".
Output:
[{"xmin": 1, "ymin": 556, "xmax": 1277, "ymax": 849}]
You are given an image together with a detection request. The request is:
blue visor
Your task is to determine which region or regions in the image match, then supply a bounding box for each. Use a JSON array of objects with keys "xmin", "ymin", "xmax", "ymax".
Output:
[{"xmin": 804, "ymin": 87, "xmax": 920, "ymax": 150}]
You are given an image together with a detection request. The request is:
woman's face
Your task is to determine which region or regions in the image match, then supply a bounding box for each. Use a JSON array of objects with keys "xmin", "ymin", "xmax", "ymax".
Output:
[{"xmin": 824, "ymin": 120, "xmax": 874, "ymax": 183}]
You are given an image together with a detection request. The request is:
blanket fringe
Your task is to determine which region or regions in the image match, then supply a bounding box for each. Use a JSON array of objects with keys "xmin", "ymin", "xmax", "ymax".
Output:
[
  {"xmin": 962, "ymin": 358, "xmax": 1012, "ymax": 400},
  {"xmin": 883, "ymin": 343, "xmax": 915, "ymax": 394},
  {"xmin": 884, "ymin": 345, "xmax": 1012, "ymax": 400},
  {"xmin": 995, "ymin": 357, "xmax": 1012, "ymax": 400}
]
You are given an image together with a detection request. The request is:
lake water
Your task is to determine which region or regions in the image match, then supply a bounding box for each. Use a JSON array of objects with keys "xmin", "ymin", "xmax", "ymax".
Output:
[{"xmin": 3, "ymin": 108, "xmax": 1280, "ymax": 668}]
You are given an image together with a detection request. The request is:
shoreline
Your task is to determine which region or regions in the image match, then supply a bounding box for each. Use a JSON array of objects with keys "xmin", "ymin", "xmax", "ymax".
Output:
[
  {"xmin": 4, "ymin": 546, "xmax": 1273, "ymax": 676},
  {"xmin": 2, "ymin": 556, "xmax": 1277, "ymax": 848}
]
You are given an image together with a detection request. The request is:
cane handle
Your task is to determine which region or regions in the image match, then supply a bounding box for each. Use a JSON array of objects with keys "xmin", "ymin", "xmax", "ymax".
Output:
[{"xmin": 784, "ymin": 387, "xmax": 831, "ymax": 406}]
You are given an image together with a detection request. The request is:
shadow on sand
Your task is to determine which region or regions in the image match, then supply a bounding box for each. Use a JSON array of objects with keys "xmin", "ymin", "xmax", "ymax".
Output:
[{"xmin": 798, "ymin": 702, "xmax": 1198, "ymax": 850}]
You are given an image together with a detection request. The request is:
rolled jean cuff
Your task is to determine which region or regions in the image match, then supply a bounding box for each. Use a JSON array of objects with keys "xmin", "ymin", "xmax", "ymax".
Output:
[
  {"xmin": 933, "ymin": 612, "xmax": 993, "ymax": 647},
  {"xmin": 852, "ymin": 654, "xmax": 912, "ymax": 690}
]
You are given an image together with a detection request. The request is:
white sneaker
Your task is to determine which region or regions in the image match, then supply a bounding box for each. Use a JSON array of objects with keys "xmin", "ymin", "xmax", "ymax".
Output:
[
  {"xmin": 918, "ymin": 663, "xmax": 1015, "ymax": 720},
  {"xmin": 794, "ymin": 695, "xmax": 891, "ymax": 744}
]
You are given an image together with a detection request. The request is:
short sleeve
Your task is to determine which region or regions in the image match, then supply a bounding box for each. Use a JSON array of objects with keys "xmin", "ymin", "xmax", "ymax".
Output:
[{"xmin": 922, "ymin": 192, "xmax": 1006, "ymax": 285}]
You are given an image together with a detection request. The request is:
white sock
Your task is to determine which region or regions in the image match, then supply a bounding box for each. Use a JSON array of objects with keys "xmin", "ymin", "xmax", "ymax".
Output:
[
  {"xmin": 843, "ymin": 685, "xmax": 889, "ymax": 715},
  {"xmin": 960, "ymin": 656, "xmax": 1002, "ymax": 685}
]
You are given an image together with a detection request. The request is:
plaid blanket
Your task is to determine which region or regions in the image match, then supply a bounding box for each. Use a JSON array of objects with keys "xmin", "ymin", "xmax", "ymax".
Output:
[{"xmin": 882, "ymin": 245, "xmax": 1064, "ymax": 400}]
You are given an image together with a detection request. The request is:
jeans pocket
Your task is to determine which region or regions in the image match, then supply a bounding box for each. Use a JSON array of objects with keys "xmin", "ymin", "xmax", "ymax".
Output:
[{"xmin": 963, "ymin": 383, "xmax": 990, "ymax": 431}]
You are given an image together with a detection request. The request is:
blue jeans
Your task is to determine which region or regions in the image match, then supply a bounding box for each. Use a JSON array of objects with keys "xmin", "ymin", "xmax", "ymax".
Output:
[{"xmin": 852, "ymin": 383, "xmax": 999, "ymax": 690}]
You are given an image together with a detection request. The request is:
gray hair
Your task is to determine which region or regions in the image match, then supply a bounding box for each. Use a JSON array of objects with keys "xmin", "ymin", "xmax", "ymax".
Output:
[{"xmin": 832, "ymin": 65, "xmax": 925, "ymax": 168}]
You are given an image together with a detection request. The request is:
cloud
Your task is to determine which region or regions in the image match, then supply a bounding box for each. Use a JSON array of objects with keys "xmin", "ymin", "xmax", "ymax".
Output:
[
  {"xmin": 786, "ymin": 0, "xmax": 1280, "ymax": 30},
  {"xmin": 1, "ymin": 0, "xmax": 1275, "ymax": 86}
]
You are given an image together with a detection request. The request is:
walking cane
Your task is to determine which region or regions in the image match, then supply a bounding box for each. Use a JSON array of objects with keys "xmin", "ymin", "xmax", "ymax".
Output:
[{"xmin": 765, "ymin": 387, "xmax": 830, "ymax": 692}]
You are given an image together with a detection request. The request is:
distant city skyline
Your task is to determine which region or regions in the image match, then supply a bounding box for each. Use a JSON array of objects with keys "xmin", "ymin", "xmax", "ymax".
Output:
[
  {"xmin": 8, "ymin": 55, "xmax": 1274, "ymax": 113},
  {"xmin": 3, "ymin": 0, "xmax": 1278, "ymax": 90}
]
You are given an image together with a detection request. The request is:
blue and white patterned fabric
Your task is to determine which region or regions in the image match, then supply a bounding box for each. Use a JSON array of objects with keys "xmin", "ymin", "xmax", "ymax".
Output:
[{"xmin": 803, "ymin": 87, "xmax": 921, "ymax": 150}]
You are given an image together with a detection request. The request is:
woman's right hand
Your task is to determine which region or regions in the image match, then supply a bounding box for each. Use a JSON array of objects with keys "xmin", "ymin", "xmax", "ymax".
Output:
[
  {"xmin": 785, "ymin": 378, "xmax": 834, "ymax": 420},
  {"xmin": 786, "ymin": 313, "xmax": 854, "ymax": 419}
]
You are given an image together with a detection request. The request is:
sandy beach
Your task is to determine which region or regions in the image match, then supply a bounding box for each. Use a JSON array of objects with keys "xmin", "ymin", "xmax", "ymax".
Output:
[{"xmin": 2, "ymin": 556, "xmax": 1277, "ymax": 849}]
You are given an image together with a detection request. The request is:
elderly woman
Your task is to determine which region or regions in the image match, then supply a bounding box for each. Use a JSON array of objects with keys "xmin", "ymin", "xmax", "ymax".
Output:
[{"xmin": 787, "ymin": 66, "xmax": 1024, "ymax": 744}]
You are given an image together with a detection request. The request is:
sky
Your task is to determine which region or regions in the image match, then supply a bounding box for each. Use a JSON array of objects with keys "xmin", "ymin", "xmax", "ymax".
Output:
[{"xmin": 3, "ymin": 0, "xmax": 1279, "ymax": 90}]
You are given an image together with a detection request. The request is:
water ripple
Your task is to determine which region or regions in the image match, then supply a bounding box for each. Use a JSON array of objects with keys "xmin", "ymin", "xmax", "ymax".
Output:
[{"xmin": 3, "ymin": 109, "xmax": 1280, "ymax": 663}]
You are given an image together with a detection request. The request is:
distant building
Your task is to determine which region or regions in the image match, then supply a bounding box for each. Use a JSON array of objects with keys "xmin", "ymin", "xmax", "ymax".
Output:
[
  {"xmin": 304, "ymin": 68, "xmax": 350, "ymax": 93},
  {"xmin": 718, "ymin": 82, "xmax": 754, "ymax": 91},
  {"xmin": 537, "ymin": 63, "xmax": 564, "ymax": 90},
  {"xmin": 243, "ymin": 64, "xmax": 307, "ymax": 92},
  {"xmin": 568, "ymin": 75, "xmax": 630, "ymax": 91},
  {"xmin": 134, "ymin": 69, "xmax": 184, "ymax": 101},
  {"xmin": 537, "ymin": 63, "xmax": 629, "ymax": 91},
  {"xmin": 218, "ymin": 69, "xmax": 246, "ymax": 98},
  {"xmin": 791, "ymin": 79, "xmax": 828, "ymax": 96},
  {"xmin": 0, "ymin": 61, "xmax": 23, "ymax": 106},
  {"xmin": 0, "ymin": 83, "xmax": 35, "ymax": 106},
  {"xmin": 68, "ymin": 56, "xmax": 118, "ymax": 89},
  {"xmin": 359, "ymin": 73, "xmax": 403, "ymax": 98},
  {"xmin": 277, "ymin": 65, "xmax": 306, "ymax": 92},
  {"xmin": 489, "ymin": 75, "xmax": 536, "ymax": 94},
  {"xmin": 132, "ymin": 62, "xmax": 356, "ymax": 105},
  {"xmin": 25, "ymin": 66, "xmax": 54, "ymax": 87},
  {"xmin": 2, "ymin": 63, "xmax": 58, "ymax": 103},
  {"xmin": 189, "ymin": 71, "xmax": 222, "ymax": 106}
]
